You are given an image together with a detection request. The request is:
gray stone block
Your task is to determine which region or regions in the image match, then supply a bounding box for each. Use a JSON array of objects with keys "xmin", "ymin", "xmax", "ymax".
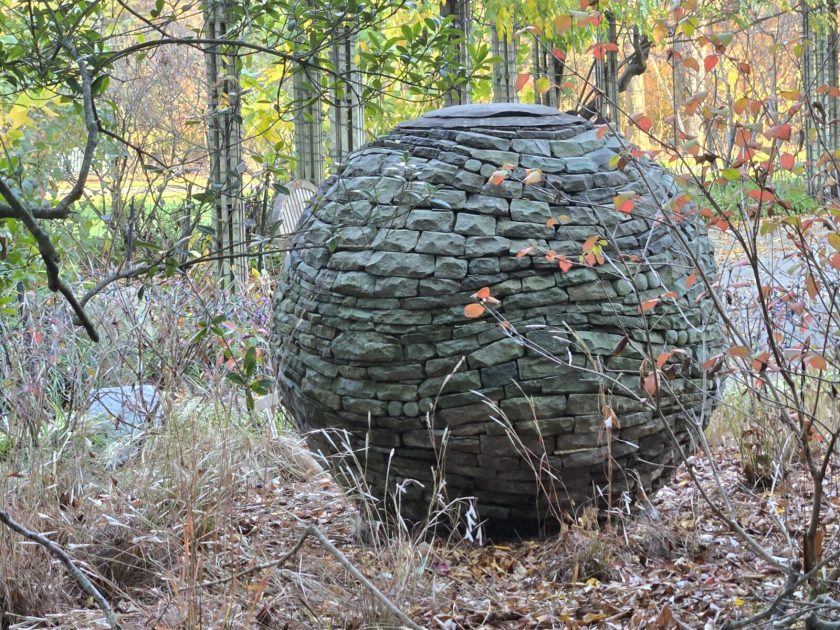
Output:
[
  {"xmin": 455, "ymin": 213, "xmax": 496, "ymax": 236},
  {"xmin": 415, "ymin": 231, "xmax": 466, "ymax": 255}
]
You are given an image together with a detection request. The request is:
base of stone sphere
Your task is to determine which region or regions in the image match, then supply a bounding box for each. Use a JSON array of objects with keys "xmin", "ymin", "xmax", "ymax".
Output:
[{"xmin": 291, "ymin": 400, "xmax": 699, "ymax": 539}]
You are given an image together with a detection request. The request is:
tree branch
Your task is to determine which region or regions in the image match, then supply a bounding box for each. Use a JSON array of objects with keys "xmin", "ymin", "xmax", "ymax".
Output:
[{"xmin": 0, "ymin": 506, "xmax": 119, "ymax": 629}]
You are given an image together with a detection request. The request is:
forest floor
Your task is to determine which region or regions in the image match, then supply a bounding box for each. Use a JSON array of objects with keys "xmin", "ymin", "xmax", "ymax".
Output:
[{"xmin": 16, "ymin": 416, "xmax": 833, "ymax": 630}]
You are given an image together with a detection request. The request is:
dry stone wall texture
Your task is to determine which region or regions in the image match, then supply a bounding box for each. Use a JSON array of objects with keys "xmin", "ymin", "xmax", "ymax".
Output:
[{"xmin": 271, "ymin": 104, "xmax": 724, "ymax": 533}]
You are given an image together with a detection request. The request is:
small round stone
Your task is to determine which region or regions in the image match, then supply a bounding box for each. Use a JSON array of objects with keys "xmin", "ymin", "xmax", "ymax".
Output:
[
  {"xmin": 633, "ymin": 273, "xmax": 649, "ymax": 291},
  {"xmin": 615, "ymin": 279, "xmax": 634, "ymax": 296}
]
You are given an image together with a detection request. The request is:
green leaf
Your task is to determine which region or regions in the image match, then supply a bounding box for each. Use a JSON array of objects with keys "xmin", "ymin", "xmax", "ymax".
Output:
[
  {"xmin": 721, "ymin": 167, "xmax": 741, "ymax": 181},
  {"xmin": 226, "ymin": 372, "xmax": 247, "ymax": 386},
  {"xmin": 243, "ymin": 346, "xmax": 257, "ymax": 377}
]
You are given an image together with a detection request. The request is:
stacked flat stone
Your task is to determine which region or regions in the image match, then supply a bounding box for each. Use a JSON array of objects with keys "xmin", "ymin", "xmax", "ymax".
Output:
[{"xmin": 271, "ymin": 104, "xmax": 723, "ymax": 534}]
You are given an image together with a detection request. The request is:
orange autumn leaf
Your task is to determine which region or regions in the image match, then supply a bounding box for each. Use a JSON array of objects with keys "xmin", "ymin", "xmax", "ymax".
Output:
[
  {"xmin": 656, "ymin": 352, "xmax": 671, "ymax": 369},
  {"xmin": 554, "ymin": 14, "xmax": 573, "ymax": 34},
  {"xmin": 686, "ymin": 271, "xmax": 699, "ymax": 289},
  {"xmin": 557, "ymin": 255, "xmax": 573, "ymax": 272},
  {"xmin": 464, "ymin": 303, "xmax": 486, "ymax": 318},
  {"xmin": 632, "ymin": 114, "xmax": 652, "ymax": 133},
  {"xmin": 806, "ymin": 353, "xmax": 828, "ymax": 370},
  {"xmin": 682, "ymin": 56, "xmax": 700, "ymax": 72},
  {"xmin": 489, "ymin": 170, "xmax": 508, "ymax": 186},
  {"xmin": 639, "ymin": 299, "xmax": 659, "ymax": 313},
  {"xmin": 473, "ymin": 287, "xmax": 492, "ymax": 301},
  {"xmin": 806, "ymin": 275, "xmax": 819, "ymax": 299},
  {"xmin": 515, "ymin": 73, "xmax": 530, "ymax": 93},
  {"xmin": 727, "ymin": 345, "xmax": 750, "ymax": 358},
  {"xmin": 643, "ymin": 372, "xmax": 658, "ymax": 396},
  {"xmin": 595, "ymin": 125, "xmax": 609, "ymax": 139}
]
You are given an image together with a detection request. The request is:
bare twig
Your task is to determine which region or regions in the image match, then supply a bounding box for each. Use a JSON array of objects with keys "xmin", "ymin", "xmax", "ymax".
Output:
[
  {"xmin": 197, "ymin": 525, "xmax": 311, "ymax": 589},
  {"xmin": 305, "ymin": 524, "xmax": 425, "ymax": 630},
  {"xmin": 198, "ymin": 523, "xmax": 423, "ymax": 629},
  {"xmin": 0, "ymin": 507, "xmax": 119, "ymax": 629}
]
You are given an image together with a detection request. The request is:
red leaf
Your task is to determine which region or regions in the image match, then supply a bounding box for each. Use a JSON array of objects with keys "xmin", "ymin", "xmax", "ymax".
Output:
[
  {"xmin": 764, "ymin": 123, "xmax": 792, "ymax": 141},
  {"xmin": 630, "ymin": 113, "xmax": 652, "ymax": 133},
  {"xmin": 557, "ymin": 256, "xmax": 573, "ymax": 272},
  {"xmin": 780, "ymin": 153, "xmax": 796, "ymax": 170},
  {"xmin": 552, "ymin": 47, "xmax": 566, "ymax": 61},
  {"xmin": 516, "ymin": 246, "xmax": 534, "ymax": 258},
  {"xmin": 473, "ymin": 287, "xmax": 492, "ymax": 301},
  {"xmin": 595, "ymin": 125, "xmax": 609, "ymax": 139},
  {"xmin": 748, "ymin": 189, "xmax": 775, "ymax": 203},
  {"xmin": 515, "ymin": 73, "xmax": 530, "ymax": 93},
  {"xmin": 614, "ymin": 194, "xmax": 635, "ymax": 214},
  {"xmin": 656, "ymin": 352, "xmax": 671, "ymax": 369},
  {"xmin": 643, "ymin": 373, "xmax": 658, "ymax": 396},
  {"xmin": 704, "ymin": 54, "xmax": 718, "ymax": 72}
]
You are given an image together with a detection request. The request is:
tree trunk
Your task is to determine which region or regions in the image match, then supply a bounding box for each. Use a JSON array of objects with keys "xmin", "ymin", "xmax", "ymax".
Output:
[
  {"xmin": 491, "ymin": 23, "xmax": 518, "ymax": 103},
  {"xmin": 442, "ymin": 0, "xmax": 471, "ymax": 106},
  {"xmin": 802, "ymin": 0, "xmax": 840, "ymax": 197},
  {"xmin": 293, "ymin": 62, "xmax": 324, "ymax": 184},
  {"xmin": 672, "ymin": 35, "xmax": 698, "ymax": 141},
  {"xmin": 329, "ymin": 29, "xmax": 365, "ymax": 173},
  {"xmin": 602, "ymin": 12, "xmax": 619, "ymax": 122},
  {"xmin": 531, "ymin": 38, "xmax": 563, "ymax": 108},
  {"xmin": 203, "ymin": 0, "xmax": 246, "ymax": 288}
]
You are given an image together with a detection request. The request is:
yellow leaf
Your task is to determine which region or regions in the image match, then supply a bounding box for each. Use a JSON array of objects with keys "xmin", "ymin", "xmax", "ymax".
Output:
[
  {"xmin": 828, "ymin": 232, "xmax": 840, "ymax": 251},
  {"xmin": 536, "ymin": 76, "xmax": 551, "ymax": 96},
  {"xmin": 5, "ymin": 106, "xmax": 33, "ymax": 130},
  {"xmin": 652, "ymin": 22, "xmax": 668, "ymax": 44},
  {"xmin": 523, "ymin": 169, "xmax": 543, "ymax": 185}
]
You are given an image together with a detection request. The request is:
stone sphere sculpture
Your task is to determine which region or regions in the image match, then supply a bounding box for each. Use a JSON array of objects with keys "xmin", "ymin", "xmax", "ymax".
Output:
[{"xmin": 272, "ymin": 104, "xmax": 723, "ymax": 534}]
